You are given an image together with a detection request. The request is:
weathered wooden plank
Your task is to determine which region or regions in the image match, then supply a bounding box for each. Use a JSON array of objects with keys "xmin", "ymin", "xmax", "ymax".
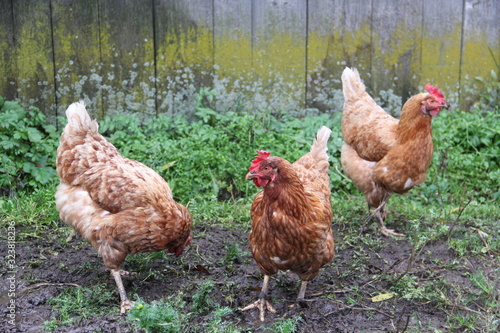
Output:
[
  {"xmin": 213, "ymin": 0, "xmax": 252, "ymax": 76},
  {"xmin": 307, "ymin": 0, "xmax": 372, "ymax": 111},
  {"xmin": 10, "ymin": 0, "xmax": 56, "ymax": 121},
  {"xmin": 371, "ymin": 0, "xmax": 424, "ymax": 103},
  {"xmin": 2, "ymin": 0, "xmax": 499, "ymax": 117},
  {"xmin": 51, "ymin": 0, "xmax": 101, "ymax": 118},
  {"xmin": 460, "ymin": 0, "xmax": 500, "ymax": 110},
  {"xmin": 213, "ymin": 2, "xmax": 252, "ymax": 73},
  {"xmin": 99, "ymin": 0, "xmax": 156, "ymax": 116},
  {"xmin": 212, "ymin": 0, "xmax": 253, "ymax": 112},
  {"xmin": 252, "ymin": 0, "xmax": 308, "ymax": 112},
  {"xmin": 0, "ymin": 1, "xmax": 17, "ymax": 102},
  {"xmin": 154, "ymin": 0, "xmax": 214, "ymax": 116},
  {"xmin": 420, "ymin": 0, "xmax": 462, "ymax": 109}
]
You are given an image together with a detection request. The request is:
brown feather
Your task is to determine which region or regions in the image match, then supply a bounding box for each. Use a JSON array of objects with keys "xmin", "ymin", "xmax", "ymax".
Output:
[
  {"xmin": 248, "ymin": 127, "xmax": 334, "ymax": 282},
  {"xmin": 55, "ymin": 102, "xmax": 192, "ymax": 271},
  {"xmin": 341, "ymin": 67, "xmax": 445, "ymax": 211}
]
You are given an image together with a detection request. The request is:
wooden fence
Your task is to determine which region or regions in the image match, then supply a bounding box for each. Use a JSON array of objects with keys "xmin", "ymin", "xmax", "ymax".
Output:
[{"xmin": 0, "ymin": 0, "xmax": 498, "ymax": 123}]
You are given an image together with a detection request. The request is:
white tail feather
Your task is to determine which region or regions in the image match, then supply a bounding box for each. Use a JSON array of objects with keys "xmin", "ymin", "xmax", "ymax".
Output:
[
  {"xmin": 341, "ymin": 67, "xmax": 366, "ymax": 100},
  {"xmin": 310, "ymin": 126, "xmax": 332, "ymax": 161},
  {"xmin": 64, "ymin": 101, "xmax": 98, "ymax": 133}
]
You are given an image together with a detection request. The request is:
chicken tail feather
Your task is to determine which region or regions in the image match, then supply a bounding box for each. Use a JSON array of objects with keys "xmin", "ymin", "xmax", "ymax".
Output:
[
  {"xmin": 341, "ymin": 67, "xmax": 366, "ymax": 101},
  {"xmin": 309, "ymin": 126, "xmax": 332, "ymax": 162},
  {"xmin": 65, "ymin": 101, "xmax": 98, "ymax": 134}
]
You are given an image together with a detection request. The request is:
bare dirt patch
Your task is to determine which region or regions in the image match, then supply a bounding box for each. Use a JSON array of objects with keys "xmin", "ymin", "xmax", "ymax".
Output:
[{"xmin": 0, "ymin": 219, "xmax": 497, "ymax": 332}]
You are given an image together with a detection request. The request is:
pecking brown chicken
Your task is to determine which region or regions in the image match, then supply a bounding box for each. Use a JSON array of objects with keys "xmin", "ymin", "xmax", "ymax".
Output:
[
  {"xmin": 340, "ymin": 67, "xmax": 449, "ymax": 237},
  {"xmin": 243, "ymin": 126, "xmax": 335, "ymax": 321},
  {"xmin": 55, "ymin": 101, "xmax": 192, "ymax": 314}
]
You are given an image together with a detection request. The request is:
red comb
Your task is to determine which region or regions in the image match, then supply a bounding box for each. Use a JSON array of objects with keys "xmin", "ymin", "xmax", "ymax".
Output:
[
  {"xmin": 424, "ymin": 83, "xmax": 446, "ymax": 103},
  {"xmin": 249, "ymin": 150, "xmax": 271, "ymax": 172}
]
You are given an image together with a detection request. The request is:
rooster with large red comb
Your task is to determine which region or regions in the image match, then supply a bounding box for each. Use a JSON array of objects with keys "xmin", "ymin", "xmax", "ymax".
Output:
[
  {"xmin": 340, "ymin": 67, "xmax": 449, "ymax": 237},
  {"xmin": 243, "ymin": 126, "xmax": 335, "ymax": 321}
]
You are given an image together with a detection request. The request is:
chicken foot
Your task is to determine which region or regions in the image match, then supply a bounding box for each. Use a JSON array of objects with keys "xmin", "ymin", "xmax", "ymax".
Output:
[
  {"xmin": 66, "ymin": 229, "xmax": 76, "ymax": 242},
  {"xmin": 110, "ymin": 269, "xmax": 135, "ymax": 314},
  {"xmin": 242, "ymin": 275, "xmax": 276, "ymax": 321},
  {"xmin": 365, "ymin": 196, "xmax": 406, "ymax": 237},
  {"xmin": 377, "ymin": 215, "xmax": 406, "ymax": 237}
]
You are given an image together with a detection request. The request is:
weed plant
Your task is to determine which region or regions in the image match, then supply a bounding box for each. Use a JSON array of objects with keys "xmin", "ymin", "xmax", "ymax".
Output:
[
  {"xmin": 0, "ymin": 97, "xmax": 59, "ymax": 194},
  {"xmin": 44, "ymin": 285, "xmax": 116, "ymax": 330},
  {"xmin": 127, "ymin": 296, "xmax": 185, "ymax": 333}
]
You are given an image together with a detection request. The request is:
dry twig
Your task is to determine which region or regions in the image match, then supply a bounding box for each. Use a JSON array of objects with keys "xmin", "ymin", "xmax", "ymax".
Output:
[
  {"xmin": 18, "ymin": 282, "xmax": 80, "ymax": 297},
  {"xmin": 323, "ymin": 299, "xmax": 394, "ymax": 319}
]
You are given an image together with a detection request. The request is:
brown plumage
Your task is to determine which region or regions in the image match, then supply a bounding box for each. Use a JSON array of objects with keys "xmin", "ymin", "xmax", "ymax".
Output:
[
  {"xmin": 243, "ymin": 126, "xmax": 334, "ymax": 321},
  {"xmin": 55, "ymin": 101, "xmax": 192, "ymax": 314},
  {"xmin": 340, "ymin": 67, "xmax": 449, "ymax": 237}
]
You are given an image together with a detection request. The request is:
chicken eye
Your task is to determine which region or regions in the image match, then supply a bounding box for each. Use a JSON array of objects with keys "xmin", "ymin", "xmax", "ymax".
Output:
[{"xmin": 263, "ymin": 166, "xmax": 270, "ymax": 171}]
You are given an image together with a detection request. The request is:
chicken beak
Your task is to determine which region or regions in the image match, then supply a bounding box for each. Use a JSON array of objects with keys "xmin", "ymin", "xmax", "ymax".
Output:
[
  {"xmin": 245, "ymin": 171, "xmax": 257, "ymax": 181},
  {"xmin": 442, "ymin": 102, "xmax": 450, "ymax": 110}
]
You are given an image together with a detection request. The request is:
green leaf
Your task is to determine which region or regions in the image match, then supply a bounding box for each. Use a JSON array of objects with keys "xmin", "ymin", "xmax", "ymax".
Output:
[
  {"xmin": 161, "ymin": 160, "xmax": 177, "ymax": 170},
  {"xmin": 0, "ymin": 138, "xmax": 20, "ymax": 150},
  {"xmin": 27, "ymin": 127, "xmax": 43, "ymax": 142},
  {"xmin": 371, "ymin": 293, "xmax": 394, "ymax": 302},
  {"xmin": 30, "ymin": 166, "xmax": 56, "ymax": 184},
  {"xmin": 23, "ymin": 162, "xmax": 35, "ymax": 173}
]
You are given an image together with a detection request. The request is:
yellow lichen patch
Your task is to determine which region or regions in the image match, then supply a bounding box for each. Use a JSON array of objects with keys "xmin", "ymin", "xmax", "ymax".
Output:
[
  {"xmin": 157, "ymin": 27, "xmax": 214, "ymax": 72},
  {"xmin": 460, "ymin": 34, "xmax": 499, "ymax": 109},
  {"xmin": 251, "ymin": 33, "xmax": 307, "ymax": 108},
  {"xmin": 15, "ymin": 23, "xmax": 52, "ymax": 81},
  {"xmin": 214, "ymin": 31, "xmax": 253, "ymax": 80},
  {"xmin": 371, "ymin": 23, "xmax": 422, "ymax": 95},
  {"xmin": 12, "ymin": 5, "xmax": 55, "ymax": 113},
  {"xmin": 420, "ymin": 23, "xmax": 462, "ymax": 107},
  {"xmin": 252, "ymin": 33, "xmax": 306, "ymax": 88},
  {"xmin": 307, "ymin": 22, "xmax": 372, "ymax": 76},
  {"xmin": 0, "ymin": 24, "xmax": 13, "ymax": 95},
  {"xmin": 98, "ymin": 21, "xmax": 156, "ymax": 116}
]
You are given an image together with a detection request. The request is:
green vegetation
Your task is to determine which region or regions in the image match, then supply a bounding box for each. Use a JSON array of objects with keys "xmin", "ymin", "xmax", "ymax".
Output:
[
  {"xmin": 0, "ymin": 184, "xmax": 59, "ymax": 238},
  {"xmin": 1, "ymin": 78, "xmax": 498, "ymax": 332},
  {"xmin": 127, "ymin": 297, "xmax": 185, "ymax": 333},
  {"xmin": 44, "ymin": 285, "xmax": 116, "ymax": 330},
  {"xmin": 0, "ymin": 97, "xmax": 59, "ymax": 194},
  {"xmin": 97, "ymin": 100, "xmax": 345, "ymax": 203}
]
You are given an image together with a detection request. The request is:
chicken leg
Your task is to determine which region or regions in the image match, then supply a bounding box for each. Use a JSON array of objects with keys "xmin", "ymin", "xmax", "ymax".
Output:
[
  {"xmin": 110, "ymin": 269, "xmax": 135, "ymax": 314},
  {"xmin": 376, "ymin": 210, "xmax": 405, "ymax": 237},
  {"xmin": 366, "ymin": 196, "xmax": 405, "ymax": 237},
  {"xmin": 66, "ymin": 229, "xmax": 76, "ymax": 242},
  {"xmin": 297, "ymin": 280, "xmax": 308, "ymax": 300},
  {"xmin": 242, "ymin": 275, "xmax": 276, "ymax": 321}
]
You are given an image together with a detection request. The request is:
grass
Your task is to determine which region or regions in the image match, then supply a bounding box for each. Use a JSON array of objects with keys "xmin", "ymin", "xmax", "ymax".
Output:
[
  {"xmin": 13, "ymin": 178, "xmax": 497, "ymax": 332},
  {"xmin": 0, "ymin": 182, "xmax": 60, "ymax": 239},
  {"xmin": 1, "ymin": 94, "xmax": 498, "ymax": 331},
  {"xmin": 44, "ymin": 284, "xmax": 116, "ymax": 330}
]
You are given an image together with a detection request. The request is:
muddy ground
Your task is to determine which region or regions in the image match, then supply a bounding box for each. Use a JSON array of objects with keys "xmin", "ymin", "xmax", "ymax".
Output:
[{"xmin": 0, "ymin": 217, "xmax": 497, "ymax": 332}]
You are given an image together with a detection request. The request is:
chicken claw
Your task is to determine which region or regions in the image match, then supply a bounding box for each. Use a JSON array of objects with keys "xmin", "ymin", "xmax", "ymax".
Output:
[
  {"xmin": 242, "ymin": 299, "xmax": 276, "ymax": 322},
  {"xmin": 120, "ymin": 299, "xmax": 135, "ymax": 314},
  {"xmin": 375, "ymin": 208, "xmax": 405, "ymax": 237},
  {"xmin": 118, "ymin": 269, "xmax": 137, "ymax": 277},
  {"xmin": 366, "ymin": 198, "xmax": 406, "ymax": 238},
  {"xmin": 379, "ymin": 226, "xmax": 406, "ymax": 238},
  {"xmin": 243, "ymin": 275, "xmax": 276, "ymax": 321}
]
